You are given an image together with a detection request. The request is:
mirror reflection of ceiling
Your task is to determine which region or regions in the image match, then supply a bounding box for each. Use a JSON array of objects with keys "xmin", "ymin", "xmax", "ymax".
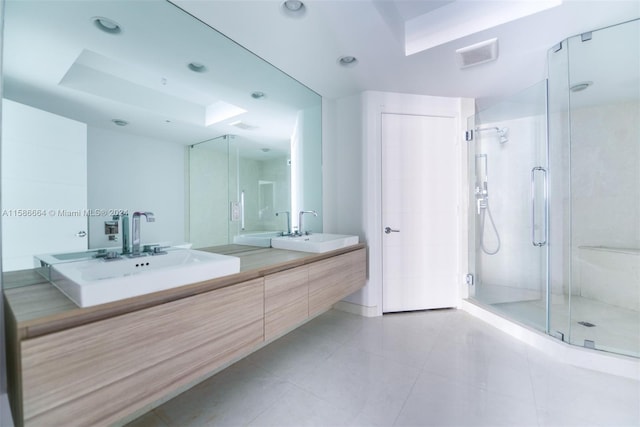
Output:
[{"xmin": 3, "ymin": 0, "xmax": 321, "ymax": 156}]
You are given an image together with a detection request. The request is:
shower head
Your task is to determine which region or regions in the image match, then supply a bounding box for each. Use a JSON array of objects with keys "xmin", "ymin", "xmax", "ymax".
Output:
[{"xmin": 475, "ymin": 126, "xmax": 509, "ymax": 143}]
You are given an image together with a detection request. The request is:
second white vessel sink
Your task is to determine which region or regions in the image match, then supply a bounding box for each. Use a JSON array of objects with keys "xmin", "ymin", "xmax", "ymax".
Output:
[
  {"xmin": 50, "ymin": 249, "xmax": 240, "ymax": 307},
  {"xmin": 271, "ymin": 233, "xmax": 359, "ymax": 253}
]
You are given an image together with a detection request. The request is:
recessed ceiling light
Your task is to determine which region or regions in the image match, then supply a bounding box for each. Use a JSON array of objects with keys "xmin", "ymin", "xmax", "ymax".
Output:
[
  {"xmin": 188, "ymin": 62, "xmax": 207, "ymax": 73},
  {"xmin": 92, "ymin": 17, "xmax": 121, "ymax": 34},
  {"xmin": 111, "ymin": 119, "xmax": 129, "ymax": 126},
  {"xmin": 570, "ymin": 81, "xmax": 593, "ymax": 92},
  {"xmin": 281, "ymin": 0, "xmax": 306, "ymax": 17},
  {"xmin": 251, "ymin": 91, "xmax": 266, "ymax": 99},
  {"xmin": 337, "ymin": 56, "xmax": 358, "ymax": 67}
]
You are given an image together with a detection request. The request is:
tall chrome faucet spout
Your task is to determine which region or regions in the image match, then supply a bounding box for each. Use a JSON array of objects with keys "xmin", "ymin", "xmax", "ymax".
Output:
[
  {"xmin": 298, "ymin": 210, "xmax": 318, "ymax": 236},
  {"xmin": 131, "ymin": 211, "xmax": 155, "ymax": 256}
]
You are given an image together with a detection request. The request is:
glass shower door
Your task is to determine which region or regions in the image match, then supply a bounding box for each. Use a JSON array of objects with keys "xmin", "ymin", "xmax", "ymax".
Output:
[
  {"xmin": 467, "ymin": 81, "xmax": 550, "ymax": 333},
  {"xmin": 549, "ymin": 19, "xmax": 640, "ymax": 357},
  {"xmin": 188, "ymin": 135, "xmax": 231, "ymax": 248}
]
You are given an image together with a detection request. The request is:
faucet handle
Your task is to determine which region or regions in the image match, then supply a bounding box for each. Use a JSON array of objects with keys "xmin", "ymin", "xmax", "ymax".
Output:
[{"xmin": 152, "ymin": 246, "xmax": 169, "ymax": 255}]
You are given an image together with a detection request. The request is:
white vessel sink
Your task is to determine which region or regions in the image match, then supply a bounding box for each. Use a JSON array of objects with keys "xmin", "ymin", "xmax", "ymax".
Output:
[
  {"xmin": 271, "ymin": 233, "xmax": 359, "ymax": 253},
  {"xmin": 50, "ymin": 249, "xmax": 240, "ymax": 307}
]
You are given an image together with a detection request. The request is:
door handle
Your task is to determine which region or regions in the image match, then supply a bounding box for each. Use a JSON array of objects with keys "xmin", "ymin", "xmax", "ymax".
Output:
[
  {"xmin": 384, "ymin": 227, "xmax": 400, "ymax": 234},
  {"xmin": 530, "ymin": 166, "xmax": 548, "ymax": 247},
  {"xmin": 76, "ymin": 231, "xmax": 87, "ymax": 237}
]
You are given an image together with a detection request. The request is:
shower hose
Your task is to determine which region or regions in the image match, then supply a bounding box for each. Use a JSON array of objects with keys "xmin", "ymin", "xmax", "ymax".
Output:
[{"xmin": 479, "ymin": 201, "xmax": 501, "ymax": 255}]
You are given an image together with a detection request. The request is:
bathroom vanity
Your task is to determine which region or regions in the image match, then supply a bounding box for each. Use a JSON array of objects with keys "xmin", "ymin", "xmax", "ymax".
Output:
[{"xmin": 4, "ymin": 244, "xmax": 366, "ymax": 427}]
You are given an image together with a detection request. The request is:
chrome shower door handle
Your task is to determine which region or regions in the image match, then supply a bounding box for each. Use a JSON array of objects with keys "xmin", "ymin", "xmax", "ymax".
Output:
[
  {"xmin": 384, "ymin": 227, "xmax": 400, "ymax": 234},
  {"xmin": 76, "ymin": 230, "xmax": 87, "ymax": 237},
  {"xmin": 530, "ymin": 166, "xmax": 548, "ymax": 247}
]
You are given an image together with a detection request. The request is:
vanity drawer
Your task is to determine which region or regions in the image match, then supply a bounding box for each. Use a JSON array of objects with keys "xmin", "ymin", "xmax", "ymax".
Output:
[
  {"xmin": 20, "ymin": 278, "xmax": 264, "ymax": 427},
  {"xmin": 308, "ymin": 248, "xmax": 366, "ymax": 317},
  {"xmin": 264, "ymin": 265, "xmax": 309, "ymax": 341}
]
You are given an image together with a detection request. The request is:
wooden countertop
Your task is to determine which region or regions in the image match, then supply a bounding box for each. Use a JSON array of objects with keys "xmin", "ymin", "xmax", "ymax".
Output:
[{"xmin": 3, "ymin": 244, "xmax": 366, "ymax": 339}]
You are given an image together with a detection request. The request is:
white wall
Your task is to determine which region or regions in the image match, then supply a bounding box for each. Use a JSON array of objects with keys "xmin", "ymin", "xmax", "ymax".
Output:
[
  {"xmin": 293, "ymin": 104, "xmax": 323, "ymax": 233},
  {"xmin": 569, "ymin": 100, "xmax": 640, "ymax": 296},
  {"xmin": 87, "ymin": 127, "xmax": 186, "ymax": 249},
  {"xmin": 570, "ymin": 100, "xmax": 640, "ymax": 250},
  {"xmin": 322, "ymin": 95, "xmax": 364, "ymax": 238},
  {"xmin": 323, "ymin": 91, "xmax": 473, "ymax": 315}
]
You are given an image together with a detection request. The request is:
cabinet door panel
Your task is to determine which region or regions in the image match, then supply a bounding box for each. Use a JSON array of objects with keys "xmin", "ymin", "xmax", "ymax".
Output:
[
  {"xmin": 265, "ymin": 266, "xmax": 308, "ymax": 341},
  {"xmin": 308, "ymin": 249, "xmax": 366, "ymax": 317},
  {"xmin": 21, "ymin": 279, "xmax": 264, "ymax": 426}
]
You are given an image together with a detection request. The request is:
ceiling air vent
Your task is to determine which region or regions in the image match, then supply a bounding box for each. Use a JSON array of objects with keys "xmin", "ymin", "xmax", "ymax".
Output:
[
  {"xmin": 456, "ymin": 38, "xmax": 498, "ymax": 69},
  {"xmin": 230, "ymin": 120, "xmax": 258, "ymax": 130}
]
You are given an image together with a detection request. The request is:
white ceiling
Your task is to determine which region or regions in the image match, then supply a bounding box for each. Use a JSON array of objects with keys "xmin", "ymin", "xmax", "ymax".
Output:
[
  {"xmin": 4, "ymin": 0, "xmax": 637, "ymax": 150},
  {"xmin": 3, "ymin": 0, "xmax": 320, "ymax": 156},
  {"xmin": 173, "ymin": 0, "xmax": 640, "ymax": 111}
]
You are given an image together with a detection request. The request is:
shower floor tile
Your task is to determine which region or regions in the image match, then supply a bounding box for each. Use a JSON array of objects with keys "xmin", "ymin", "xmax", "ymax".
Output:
[{"xmin": 494, "ymin": 295, "xmax": 640, "ymax": 357}]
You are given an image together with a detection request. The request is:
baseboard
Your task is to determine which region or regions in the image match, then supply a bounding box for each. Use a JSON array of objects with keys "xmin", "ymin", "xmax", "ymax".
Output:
[{"xmin": 333, "ymin": 301, "xmax": 379, "ymax": 317}]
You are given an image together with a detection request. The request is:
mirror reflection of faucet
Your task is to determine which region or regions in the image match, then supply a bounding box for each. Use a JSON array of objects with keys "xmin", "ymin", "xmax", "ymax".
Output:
[{"xmin": 275, "ymin": 211, "xmax": 291, "ymax": 235}]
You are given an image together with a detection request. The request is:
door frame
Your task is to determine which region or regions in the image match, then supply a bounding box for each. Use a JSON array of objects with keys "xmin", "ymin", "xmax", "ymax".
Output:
[{"xmin": 361, "ymin": 92, "xmax": 474, "ymax": 316}]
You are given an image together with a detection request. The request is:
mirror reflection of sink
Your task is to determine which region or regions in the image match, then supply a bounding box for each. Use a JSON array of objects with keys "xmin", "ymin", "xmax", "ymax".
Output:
[
  {"xmin": 270, "ymin": 234, "xmax": 359, "ymax": 253},
  {"xmin": 233, "ymin": 231, "xmax": 283, "ymax": 248},
  {"xmin": 34, "ymin": 242, "xmax": 193, "ymax": 267},
  {"xmin": 49, "ymin": 249, "xmax": 240, "ymax": 308}
]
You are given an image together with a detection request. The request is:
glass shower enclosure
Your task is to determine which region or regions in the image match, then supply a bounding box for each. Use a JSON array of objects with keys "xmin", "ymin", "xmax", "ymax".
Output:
[
  {"xmin": 188, "ymin": 134, "xmax": 292, "ymax": 248},
  {"xmin": 467, "ymin": 18, "xmax": 639, "ymax": 358},
  {"xmin": 467, "ymin": 81, "xmax": 550, "ymax": 334}
]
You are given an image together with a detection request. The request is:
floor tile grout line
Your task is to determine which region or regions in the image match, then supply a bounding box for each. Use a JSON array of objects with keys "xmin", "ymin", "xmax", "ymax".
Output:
[
  {"xmin": 241, "ymin": 379, "xmax": 299, "ymax": 427},
  {"xmin": 524, "ymin": 347, "xmax": 544, "ymax": 427},
  {"xmin": 390, "ymin": 362, "xmax": 423, "ymax": 427}
]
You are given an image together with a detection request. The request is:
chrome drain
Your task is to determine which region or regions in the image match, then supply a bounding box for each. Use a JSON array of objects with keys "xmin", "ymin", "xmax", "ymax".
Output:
[{"xmin": 578, "ymin": 321, "xmax": 596, "ymax": 327}]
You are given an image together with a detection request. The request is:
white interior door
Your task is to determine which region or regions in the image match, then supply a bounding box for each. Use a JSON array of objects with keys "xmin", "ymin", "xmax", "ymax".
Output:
[
  {"xmin": 2, "ymin": 99, "xmax": 88, "ymax": 271},
  {"xmin": 382, "ymin": 113, "xmax": 458, "ymax": 312}
]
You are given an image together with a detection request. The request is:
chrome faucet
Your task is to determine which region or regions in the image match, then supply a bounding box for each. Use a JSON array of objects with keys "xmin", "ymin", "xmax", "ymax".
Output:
[
  {"xmin": 121, "ymin": 213, "xmax": 130, "ymax": 255},
  {"xmin": 297, "ymin": 210, "xmax": 317, "ymax": 236},
  {"xmin": 275, "ymin": 211, "xmax": 291, "ymax": 235},
  {"xmin": 131, "ymin": 211, "xmax": 155, "ymax": 257}
]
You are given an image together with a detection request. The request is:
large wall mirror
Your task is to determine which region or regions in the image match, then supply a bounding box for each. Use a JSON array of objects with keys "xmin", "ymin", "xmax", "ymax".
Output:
[{"xmin": 1, "ymin": 0, "xmax": 322, "ymax": 272}]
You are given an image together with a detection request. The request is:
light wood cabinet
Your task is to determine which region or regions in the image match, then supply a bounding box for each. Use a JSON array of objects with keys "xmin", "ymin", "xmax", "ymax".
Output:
[
  {"xmin": 264, "ymin": 266, "xmax": 308, "ymax": 341},
  {"xmin": 6, "ymin": 245, "xmax": 366, "ymax": 427},
  {"xmin": 309, "ymin": 248, "xmax": 366, "ymax": 317},
  {"xmin": 20, "ymin": 278, "xmax": 264, "ymax": 427}
]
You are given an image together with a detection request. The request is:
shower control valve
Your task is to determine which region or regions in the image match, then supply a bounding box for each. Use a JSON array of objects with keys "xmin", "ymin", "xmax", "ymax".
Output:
[{"xmin": 477, "ymin": 198, "xmax": 488, "ymax": 214}]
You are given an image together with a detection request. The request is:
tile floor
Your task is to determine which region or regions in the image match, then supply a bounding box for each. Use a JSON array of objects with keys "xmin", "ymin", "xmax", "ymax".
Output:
[{"xmin": 127, "ymin": 309, "xmax": 640, "ymax": 427}]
